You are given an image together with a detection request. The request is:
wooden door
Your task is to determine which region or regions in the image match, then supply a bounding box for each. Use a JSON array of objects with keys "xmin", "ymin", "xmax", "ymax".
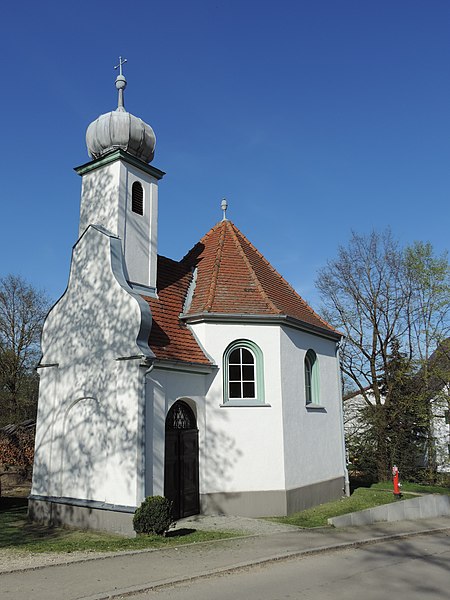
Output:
[{"xmin": 164, "ymin": 401, "xmax": 200, "ymax": 520}]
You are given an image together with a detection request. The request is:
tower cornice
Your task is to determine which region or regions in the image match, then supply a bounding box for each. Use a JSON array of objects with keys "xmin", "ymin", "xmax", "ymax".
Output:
[{"xmin": 75, "ymin": 149, "xmax": 165, "ymax": 180}]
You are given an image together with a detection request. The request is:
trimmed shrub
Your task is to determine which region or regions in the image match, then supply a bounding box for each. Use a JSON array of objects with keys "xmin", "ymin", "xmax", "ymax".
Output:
[{"xmin": 133, "ymin": 496, "xmax": 173, "ymax": 535}]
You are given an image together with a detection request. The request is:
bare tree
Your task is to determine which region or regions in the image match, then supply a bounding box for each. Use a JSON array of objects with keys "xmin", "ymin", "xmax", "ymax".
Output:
[
  {"xmin": 404, "ymin": 241, "xmax": 450, "ymax": 365},
  {"xmin": 317, "ymin": 230, "xmax": 407, "ymax": 406},
  {"xmin": 0, "ymin": 274, "xmax": 50, "ymax": 425},
  {"xmin": 316, "ymin": 231, "xmax": 450, "ymax": 480},
  {"xmin": 403, "ymin": 242, "xmax": 450, "ymax": 475}
]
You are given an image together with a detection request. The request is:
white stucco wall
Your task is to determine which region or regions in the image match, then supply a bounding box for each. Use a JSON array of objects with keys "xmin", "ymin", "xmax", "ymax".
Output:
[
  {"xmin": 190, "ymin": 322, "xmax": 286, "ymax": 494},
  {"xmin": 280, "ymin": 327, "xmax": 346, "ymax": 489},
  {"xmin": 32, "ymin": 225, "xmax": 152, "ymax": 508},
  {"xmin": 79, "ymin": 160, "xmax": 125, "ymax": 244},
  {"xmin": 123, "ymin": 163, "xmax": 158, "ymax": 293},
  {"xmin": 33, "ymin": 358, "xmax": 146, "ymax": 507},
  {"xmin": 144, "ymin": 368, "xmax": 209, "ymax": 497},
  {"xmin": 78, "ymin": 158, "xmax": 159, "ymax": 292}
]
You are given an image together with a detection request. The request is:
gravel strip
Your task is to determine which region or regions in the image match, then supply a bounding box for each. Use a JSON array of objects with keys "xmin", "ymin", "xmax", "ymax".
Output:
[
  {"xmin": 0, "ymin": 548, "xmax": 115, "ymax": 573},
  {"xmin": 175, "ymin": 514, "xmax": 301, "ymax": 535}
]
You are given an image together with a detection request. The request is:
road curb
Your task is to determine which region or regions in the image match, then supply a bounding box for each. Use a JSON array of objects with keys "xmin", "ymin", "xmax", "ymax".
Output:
[{"xmin": 83, "ymin": 525, "xmax": 450, "ymax": 600}]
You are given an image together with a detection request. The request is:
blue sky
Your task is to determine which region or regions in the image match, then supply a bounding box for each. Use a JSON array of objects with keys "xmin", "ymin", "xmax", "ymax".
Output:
[{"xmin": 1, "ymin": 1, "xmax": 449, "ymax": 309}]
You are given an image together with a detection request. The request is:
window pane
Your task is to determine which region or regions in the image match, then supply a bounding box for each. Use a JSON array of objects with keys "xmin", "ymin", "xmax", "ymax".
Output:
[
  {"xmin": 229, "ymin": 382, "xmax": 242, "ymax": 398},
  {"xmin": 242, "ymin": 365, "xmax": 255, "ymax": 381},
  {"xmin": 241, "ymin": 348, "xmax": 254, "ymax": 364},
  {"xmin": 225, "ymin": 343, "xmax": 262, "ymax": 403},
  {"xmin": 229, "ymin": 349, "xmax": 241, "ymax": 364},
  {"xmin": 305, "ymin": 385, "xmax": 311, "ymax": 404},
  {"xmin": 229, "ymin": 365, "xmax": 241, "ymax": 380},
  {"xmin": 242, "ymin": 382, "xmax": 255, "ymax": 398},
  {"xmin": 305, "ymin": 359, "xmax": 312, "ymax": 404},
  {"xmin": 305, "ymin": 365, "xmax": 311, "ymax": 387}
]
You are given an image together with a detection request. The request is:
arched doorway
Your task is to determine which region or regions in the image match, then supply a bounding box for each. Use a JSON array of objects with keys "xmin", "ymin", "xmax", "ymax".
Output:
[{"xmin": 164, "ymin": 400, "xmax": 200, "ymax": 519}]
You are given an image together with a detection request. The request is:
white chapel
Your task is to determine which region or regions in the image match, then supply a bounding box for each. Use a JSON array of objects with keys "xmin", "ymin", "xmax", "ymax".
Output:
[{"xmin": 30, "ymin": 62, "xmax": 349, "ymax": 534}]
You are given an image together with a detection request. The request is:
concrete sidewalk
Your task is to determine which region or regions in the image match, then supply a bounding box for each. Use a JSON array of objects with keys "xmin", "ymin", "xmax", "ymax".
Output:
[{"xmin": 1, "ymin": 516, "xmax": 449, "ymax": 600}]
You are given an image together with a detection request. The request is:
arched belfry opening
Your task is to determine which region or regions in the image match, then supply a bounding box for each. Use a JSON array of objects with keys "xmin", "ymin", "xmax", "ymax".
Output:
[
  {"xmin": 131, "ymin": 181, "xmax": 144, "ymax": 215},
  {"xmin": 164, "ymin": 400, "xmax": 200, "ymax": 519}
]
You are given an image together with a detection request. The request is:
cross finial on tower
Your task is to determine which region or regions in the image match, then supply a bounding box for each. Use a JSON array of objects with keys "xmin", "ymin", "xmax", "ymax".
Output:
[
  {"xmin": 114, "ymin": 56, "xmax": 128, "ymax": 110},
  {"xmin": 221, "ymin": 198, "xmax": 228, "ymax": 221},
  {"xmin": 114, "ymin": 56, "xmax": 127, "ymax": 76}
]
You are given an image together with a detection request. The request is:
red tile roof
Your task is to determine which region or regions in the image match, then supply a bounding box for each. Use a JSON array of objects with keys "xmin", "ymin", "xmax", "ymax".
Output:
[
  {"xmin": 182, "ymin": 220, "xmax": 338, "ymax": 335},
  {"xmin": 142, "ymin": 256, "xmax": 211, "ymax": 365},
  {"xmin": 144, "ymin": 220, "xmax": 338, "ymax": 366}
]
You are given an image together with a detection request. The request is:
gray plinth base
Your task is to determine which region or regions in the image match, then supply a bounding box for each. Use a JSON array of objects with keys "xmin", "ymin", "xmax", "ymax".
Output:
[
  {"xmin": 201, "ymin": 476, "xmax": 346, "ymax": 517},
  {"xmin": 28, "ymin": 496, "xmax": 136, "ymax": 537}
]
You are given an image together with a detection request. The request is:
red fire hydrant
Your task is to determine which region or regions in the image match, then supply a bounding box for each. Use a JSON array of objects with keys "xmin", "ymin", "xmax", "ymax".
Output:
[{"xmin": 392, "ymin": 465, "xmax": 402, "ymax": 498}]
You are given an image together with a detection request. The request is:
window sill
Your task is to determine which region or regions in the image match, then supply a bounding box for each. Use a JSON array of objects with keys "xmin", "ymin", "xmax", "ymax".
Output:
[
  {"xmin": 220, "ymin": 402, "xmax": 272, "ymax": 408},
  {"xmin": 306, "ymin": 404, "xmax": 327, "ymax": 412}
]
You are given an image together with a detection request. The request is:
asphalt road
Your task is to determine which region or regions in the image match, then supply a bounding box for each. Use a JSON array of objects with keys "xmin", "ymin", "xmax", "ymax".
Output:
[{"xmin": 130, "ymin": 532, "xmax": 450, "ymax": 600}]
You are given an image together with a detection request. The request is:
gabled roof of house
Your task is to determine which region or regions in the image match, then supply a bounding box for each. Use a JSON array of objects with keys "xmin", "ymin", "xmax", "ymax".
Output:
[
  {"xmin": 143, "ymin": 220, "xmax": 339, "ymax": 366},
  {"xmin": 343, "ymin": 386, "xmax": 374, "ymax": 402}
]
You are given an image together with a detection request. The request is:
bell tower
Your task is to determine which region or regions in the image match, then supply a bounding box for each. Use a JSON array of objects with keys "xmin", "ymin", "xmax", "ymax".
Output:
[{"xmin": 75, "ymin": 58, "xmax": 164, "ymax": 296}]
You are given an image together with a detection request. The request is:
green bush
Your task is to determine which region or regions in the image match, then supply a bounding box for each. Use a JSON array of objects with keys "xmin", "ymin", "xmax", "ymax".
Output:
[{"xmin": 133, "ymin": 496, "xmax": 173, "ymax": 535}]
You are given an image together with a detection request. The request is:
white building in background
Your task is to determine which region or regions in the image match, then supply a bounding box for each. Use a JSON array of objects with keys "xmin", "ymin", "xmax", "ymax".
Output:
[
  {"xmin": 430, "ymin": 389, "xmax": 450, "ymax": 474},
  {"xmin": 30, "ymin": 64, "xmax": 348, "ymax": 535},
  {"xmin": 344, "ymin": 383, "xmax": 450, "ymax": 475}
]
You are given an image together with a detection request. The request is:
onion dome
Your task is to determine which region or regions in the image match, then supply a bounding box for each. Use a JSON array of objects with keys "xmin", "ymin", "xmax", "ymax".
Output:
[{"xmin": 86, "ymin": 58, "xmax": 156, "ymax": 163}]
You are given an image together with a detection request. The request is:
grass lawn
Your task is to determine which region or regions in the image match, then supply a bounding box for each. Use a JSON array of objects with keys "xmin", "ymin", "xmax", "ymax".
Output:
[
  {"xmin": 2, "ymin": 481, "xmax": 448, "ymax": 552},
  {"xmin": 268, "ymin": 487, "xmax": 416, "ymax": 528},
  {"xmin": 370, "ymin": 481, "xmax": 450, "ymax": 495},
  {"xmin": 0, "ymin": 498, "xmax": 238, "ymax": 554}
]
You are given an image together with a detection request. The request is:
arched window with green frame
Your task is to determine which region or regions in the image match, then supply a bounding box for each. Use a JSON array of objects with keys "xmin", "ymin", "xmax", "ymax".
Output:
[
  {"xmin": 304, "ymin": 349, "xmax": 320, "ymax": 405},
  {"xmin": 223, "ymin": 340, "xmax": 265, "ymax": 405}
]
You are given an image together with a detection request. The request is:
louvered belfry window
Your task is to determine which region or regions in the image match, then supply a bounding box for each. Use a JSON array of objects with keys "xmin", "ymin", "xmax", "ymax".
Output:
[{"xmin": 132, "ymin": 181, "xmax": 144, "ymax": 215}]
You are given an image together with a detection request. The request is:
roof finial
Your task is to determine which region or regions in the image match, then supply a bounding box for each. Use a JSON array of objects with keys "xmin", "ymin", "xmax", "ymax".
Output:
[
  {"xmin": 114, "ymin": 56, "xmax": 128, "ymax": 111},
  {"xmin": 221, "ymin": 198, "xmax": 228, "ymax": 221}
]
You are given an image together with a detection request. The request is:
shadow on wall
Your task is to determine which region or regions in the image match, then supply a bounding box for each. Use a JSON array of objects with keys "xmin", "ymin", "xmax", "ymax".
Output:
[
  {"xmin": 81, "ymin": 162, "xmax": 159, "ymax": 284},
  {"xmin": 32, "ymin": 357, "xmax": 143, "ymax": 514},
  {"xmin": 200, "ymin": 381, "xmax": 244, "ymax": 515},
  {"xmin": 32, "ymin": 165, "xmax": 151, "ymax": 516},
  {"xmin": 145, "ymin": 372, "xmax": 244, "ymax": 517},
  {"xmin": 28, "ymin": 497, "xmax": 135, "ymax": 536}
]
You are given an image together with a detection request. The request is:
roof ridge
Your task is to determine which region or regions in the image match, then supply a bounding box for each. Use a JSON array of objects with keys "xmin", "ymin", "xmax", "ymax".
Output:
[
  {"xmin": 204, "ymin": 221, "xmax": 227, "ymax": 312},
  {"xmin": 227, "ymin": 221, "xmax": 281, "ymax": 314},
  {"xmin": 230, "ymin": 222, "xmax": 336, "ymax": 332},
  {"xmin": 180, "ymin": 222, "xmax": 222, "ymax": 264}
]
